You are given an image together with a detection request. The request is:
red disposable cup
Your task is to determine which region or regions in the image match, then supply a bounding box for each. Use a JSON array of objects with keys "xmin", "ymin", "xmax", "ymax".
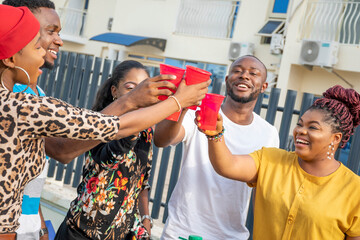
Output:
[
  {"xmin": 198, "ymin": 93, "xmax": 225, "ymax": 131},
  {"xmin": 185, "ymin": 65, "xmax": 212, "ymax": 110},
  {"xmin": 158, "ymin": 64, "xmax": 185, "ymax": 101},
  {"xmin": 166, "ymin": 110, "xmax": 182, "ymax": 122}
]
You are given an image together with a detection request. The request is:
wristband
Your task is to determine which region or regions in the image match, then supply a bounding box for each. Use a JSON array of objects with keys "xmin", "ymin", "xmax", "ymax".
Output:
[
  {"xmin": 141, "ymin": 214, "xmax": 153, "ymax": 228},
  {"xmin": 206, "ymin": 126, "xmax": 225, "ymax": 142},
  {"xmin": 39, "ymin": 227, "xmax": 48, "ymax": 237}
]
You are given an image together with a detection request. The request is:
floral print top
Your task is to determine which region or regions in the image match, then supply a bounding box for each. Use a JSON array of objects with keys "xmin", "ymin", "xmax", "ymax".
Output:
[{"xmin": 66, "ymin": 128, "xmax": 153, "ymax": 240}]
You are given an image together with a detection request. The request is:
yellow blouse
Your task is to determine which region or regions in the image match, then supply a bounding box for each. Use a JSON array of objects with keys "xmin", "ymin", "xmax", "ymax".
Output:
[{"xmin": 249, "ymin": 147, "xmax": 360, "ymax": 240}]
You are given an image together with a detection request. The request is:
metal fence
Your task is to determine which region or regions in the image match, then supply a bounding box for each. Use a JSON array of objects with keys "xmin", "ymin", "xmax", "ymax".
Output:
[
  {"xmin": 301, "ymin": 0, "xmax": 360, "ymax": 45},
  {"xmin": 41, "ymin": 51, "xmax": 360, "ymax": 233},
  {"xmin": 175, "ymin": 0, "xmax": 240, "ymax": 39}
]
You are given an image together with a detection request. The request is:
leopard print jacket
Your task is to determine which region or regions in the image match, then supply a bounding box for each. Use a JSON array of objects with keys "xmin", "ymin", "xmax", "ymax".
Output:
[{"xmin": 0, "ymin": 89, "xmax": 120, "ymax": 233}]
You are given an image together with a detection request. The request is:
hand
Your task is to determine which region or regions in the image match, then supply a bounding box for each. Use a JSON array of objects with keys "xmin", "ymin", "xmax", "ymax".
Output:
[
  {"xmin": 127, "ymin": 74, "xmax": 177, "ymax": 109},
  {"xmin": 174, "ymin": 79, "xmax": 211, "ymax": 109},
  {"xmin": 142, "ymin": 219, "xmax": 151, "ymax": 238},
  {"xmin": 195, "ymin": 111, "xmax": 223, "ymax": 136}
]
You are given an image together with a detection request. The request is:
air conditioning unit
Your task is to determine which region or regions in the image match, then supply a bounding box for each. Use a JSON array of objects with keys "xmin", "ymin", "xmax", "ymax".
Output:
[
  {"xmin": 270, "ymin": 34, "xmax": 284, "ymax": 55},
  {"xmin": 228, "ymin": 42, "xmax": 254, "ymax": 60},
  {"xmin": 265, "ymin": 72, "xmax": 277, "ymax": 94},
  {"xmin": 299, "ymin": 40, "xmax": 339, "ymax": 68}
]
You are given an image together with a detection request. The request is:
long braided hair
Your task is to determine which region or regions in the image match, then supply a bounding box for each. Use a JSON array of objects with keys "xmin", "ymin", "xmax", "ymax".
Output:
[{"xmin": 308, "ymin": 85, "xmax": 360, "ymax": 148}]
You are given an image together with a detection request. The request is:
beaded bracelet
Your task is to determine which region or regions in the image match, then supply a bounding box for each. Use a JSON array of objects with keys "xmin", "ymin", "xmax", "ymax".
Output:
[{"xmin": 206, "ymin": 127, "xmax": 225, "ymax": 142}]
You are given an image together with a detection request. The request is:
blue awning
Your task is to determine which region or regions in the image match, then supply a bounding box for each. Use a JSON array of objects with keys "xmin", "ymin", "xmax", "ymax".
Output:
[{"xmin": 90, "ymin": 33, "xmax": 167, "ymax": 51}]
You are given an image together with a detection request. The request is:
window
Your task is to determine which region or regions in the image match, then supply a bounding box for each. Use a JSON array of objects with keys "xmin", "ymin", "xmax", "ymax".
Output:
[
  {"xmin": 339, "ymin": 1, "xmax": 360, "ymax": 45},
  {"xmin": 128, "ymin": 54, "xmax": 145, "ymax": 60},
  {"xmin": 175, "ymin": 0, "xmax": 240, "ymax": 39},
  {"xmin": 269, "ymin": 0, "xmax": 290, "ymax": 18},
  {"xmin": 301, "ymin": 1, "xmax": 360, "ymax": 45},
  {"xmin": 257, "ymin": 20, "xmax": 285, "ymax": 37},
  {"xmin": 128, "ymin": 55, "xmax": 227, "ymax": 94},
  {"xmin": 257, "ymin": 20, "xmax": 285, "ymax": 44},
  {"xmin": 272, "ymin": 0, "xmax": 290, "ymax": 14},
  {"xmin": 58, "ymin": 0, "xmax": 88, "ymax": 43},
  {"xmin": 258, "ymin": 0, "xmax": 288, "ymax": 44},
  {"xmin": 205, "ymin": 64, "xmax": 227, "ymax": 94},
  {"xmin": 162, "ymin": 59, "xmax": 226, "ymax": 93}
]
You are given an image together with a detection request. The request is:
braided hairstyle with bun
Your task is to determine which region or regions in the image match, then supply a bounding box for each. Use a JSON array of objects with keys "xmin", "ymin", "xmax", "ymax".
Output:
[{"xmin": 308, "ymin": 85, "xmax": 360, "ymax": 148}]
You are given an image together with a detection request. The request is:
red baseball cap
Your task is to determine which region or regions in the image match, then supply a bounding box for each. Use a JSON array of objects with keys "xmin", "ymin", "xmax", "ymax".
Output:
[{"xmin": 0, "ymin": 5, "xmax": 40, "ymax": 59}]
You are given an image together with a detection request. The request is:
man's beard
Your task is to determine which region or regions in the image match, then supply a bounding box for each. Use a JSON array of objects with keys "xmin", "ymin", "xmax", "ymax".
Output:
[
  {"xmin": 41, "ymin": 60, "xmax": 55, "ymax": 70},
  {"xmin": 226, "ymin": 82, "xmax": 261, "ymax": 104}
]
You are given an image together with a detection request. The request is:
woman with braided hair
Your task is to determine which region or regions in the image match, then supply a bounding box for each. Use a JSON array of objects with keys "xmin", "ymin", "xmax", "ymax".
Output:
[{"xmin": 197, "ymin": 85, "xmax": 360, "ymax": 240}]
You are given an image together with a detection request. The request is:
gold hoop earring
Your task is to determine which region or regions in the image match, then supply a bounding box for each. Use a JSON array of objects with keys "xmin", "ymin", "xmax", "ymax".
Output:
[
  {"xmin": 0, "ymin": 68, "xmax": 10, "ymax": 91},
  {"xmin": 14, "ymin": 66, "xmax": 31, "ymax": 93},
  {"xmin": 113, "ymin": 96, "xmax": 117, "ymax": 101}
]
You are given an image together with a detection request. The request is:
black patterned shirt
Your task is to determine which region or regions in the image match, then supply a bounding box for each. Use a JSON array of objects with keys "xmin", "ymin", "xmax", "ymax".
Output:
[{"xmin": 66, "ymin": 128, "xmax": 153, "ymax": 240}]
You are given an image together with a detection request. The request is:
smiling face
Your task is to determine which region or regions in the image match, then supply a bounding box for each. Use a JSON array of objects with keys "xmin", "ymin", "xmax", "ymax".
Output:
[
  {"xmin": 293, "ymin": 109, "xmax": 342, "ymax": 161},
  {"xmin": 33, "ymin": 7, "xmax": 63, "ymax": 69},
  {"xmin": 111, "ymin": 68, "xmax": 149, "ymax": 99},
  {"xmin": 225, "ymin": 56, "xmax": 268, "ymax": 104},
  {"xmin": 12, "ymin": 33, "xmax": 46, "ymax": 85}
]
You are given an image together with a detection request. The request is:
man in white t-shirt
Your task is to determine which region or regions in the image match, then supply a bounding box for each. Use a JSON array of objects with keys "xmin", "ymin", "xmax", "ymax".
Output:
[{"xmin": 154, "ymin": 55, "xmax": 279, "ymax": 240}]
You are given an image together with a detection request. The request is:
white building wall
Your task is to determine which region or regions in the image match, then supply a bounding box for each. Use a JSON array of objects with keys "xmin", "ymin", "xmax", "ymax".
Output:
[
  {"xmin": 54, "ymin": 0, "xmax": 284, "ymax": 69},
  {"xmin": 53, "ymin": 0, "xmax": 360, "ymax": 98},
  {"xmin": 277, "ymin": 0, "xmax": 360, "ymax": 99}
]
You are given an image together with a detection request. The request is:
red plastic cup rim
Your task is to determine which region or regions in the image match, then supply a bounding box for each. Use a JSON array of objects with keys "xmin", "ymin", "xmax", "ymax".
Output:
[
  {"xmin": 160, "ymin": 63, "xmax": 185, "ymax": 72},
  {"xmin": 204, "ymin": 93, "xmax": 225, "ymax": 101},
  {"xmin": 186, "ymin": 65, "xmax": 212, "ymax": 76},
  {"xmin": 160, "ymin": 64, "xmax": 185, "ymax": 79}
]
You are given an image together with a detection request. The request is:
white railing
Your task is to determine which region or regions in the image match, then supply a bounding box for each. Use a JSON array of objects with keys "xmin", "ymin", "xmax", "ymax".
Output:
[
  {"xmin": 58, "ymin": 7, "xmax": 87, "ymax": 37},
  {"xmin": 300, "ymin": 0, "xmax": 360, "ymax": 45},
  {"xmin": 175, "ymin": 0, "xmax": 240, "ymax": 39}
]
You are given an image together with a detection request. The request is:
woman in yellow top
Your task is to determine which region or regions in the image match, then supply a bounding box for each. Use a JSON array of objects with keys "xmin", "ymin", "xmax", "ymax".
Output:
[{"xmin": 197, "ymin": 85, "xmax": 360, "ymax": 240}]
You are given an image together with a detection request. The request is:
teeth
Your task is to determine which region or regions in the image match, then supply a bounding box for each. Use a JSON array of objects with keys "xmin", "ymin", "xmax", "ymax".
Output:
[
  {"xmin": 238, "ymin": 84, "xmax": 248, "ymax": 88},
  {"xmin": 48, "ymin": 50, "xmax": 57, "ymax": 55},
  {"xmin": 296, "ymin": 139, "xmax": 309, "ymax": 145}
]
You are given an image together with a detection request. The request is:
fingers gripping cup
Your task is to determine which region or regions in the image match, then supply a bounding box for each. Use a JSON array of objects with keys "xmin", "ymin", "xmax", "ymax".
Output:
[
  {"xmin": 158, "ymin": 64, "xmax": 185, "ymax": 101},
  {"xmin": 198, "ymin": 93, "xmax": 225, "ymax": 131},
  {"xmin": 185, "ymin": 65, "xmax": 212, "ymax": 110},
  {"xmin": 158, "ymin": 64, "xmax": 185, "ymax": 122}
]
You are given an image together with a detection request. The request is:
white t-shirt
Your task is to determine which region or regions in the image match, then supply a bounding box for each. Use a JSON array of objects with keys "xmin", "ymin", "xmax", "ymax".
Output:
[
  {"xmin": 161, "ymin": 109, "xmax": 279, "ymax": 240},
  {"xmin": 17, "ymin": 160, "xmax": 49, "ymax": 240},
  {"xmin": 14, "ymin": 84, "xmax": 48, "ymax": 240}
]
